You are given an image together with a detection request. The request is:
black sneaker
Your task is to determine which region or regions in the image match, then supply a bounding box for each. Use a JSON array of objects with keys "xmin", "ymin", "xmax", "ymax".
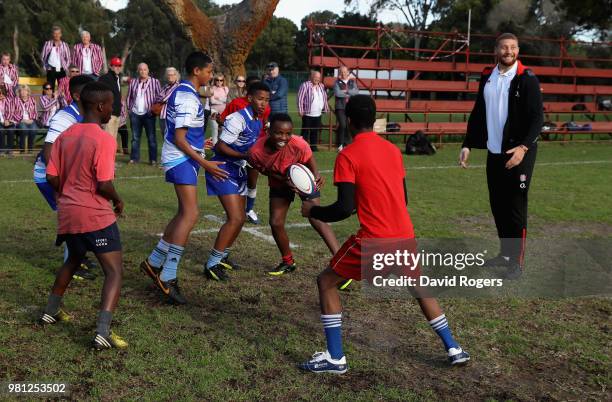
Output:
[
  {"xmin": 92, "ymin": 331, "xmax": 128, "ymax": 350},
  {"xmin": 204, "ymin": 264, "xmax": 229, "ymax": 281},
  {"xmin": 220, "ymin": 256, "xmax": 241, "ymax": 271},
  {"xmin": 140, "ymin": 259, "xmax": 162, "ymax": 281},
  {"xmin": 38, "ymin": 309, "xmax": 72, "ymax": 325},
  {"xmin": 504, "ymin": 263, "xmax": 523, "ymax": 280},
  {"xmin": 73, "ymin": 268, "xmax": 96, "ymax": 281},
  {"xmin": 161, "ymin": 278, "xmax": 187, "ymax": 304},
  {"xmin": 267, "ymin": 262, "xmax": 296, "ymax": 276},
  {"xmin": 338, "ymin": 278, "xmax": 353, "ymax": 291},
  {"xmin": 81, "ymin": 257, "xmax": 98, "ymax": 271},
  {"xmin": 483, "ymin": 254, "xmax": 511, "ymax": 268}
]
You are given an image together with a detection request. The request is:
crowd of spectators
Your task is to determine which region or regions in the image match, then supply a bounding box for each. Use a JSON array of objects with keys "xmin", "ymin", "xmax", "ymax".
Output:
[{"xmin": 0, "ymin": 24, "xmax": 359, "ymax": 156}]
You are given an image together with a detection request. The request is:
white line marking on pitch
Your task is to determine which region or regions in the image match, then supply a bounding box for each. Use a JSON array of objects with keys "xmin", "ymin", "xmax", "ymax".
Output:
[
  {"xmin": 3, "ymin": 160, "xmax": 611, "ymax": 184},
  {"xmin": 155, "ymin": 214, "xmax": 306, "ymax": 248}
]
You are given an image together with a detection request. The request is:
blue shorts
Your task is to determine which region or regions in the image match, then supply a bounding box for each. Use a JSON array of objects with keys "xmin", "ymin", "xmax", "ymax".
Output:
[
  {"xmin": 165, "ymin": 158, "xmax": 200, "ymax": 186},
  {"xmin": 36, "ymin": 181, "xmax": 57, "ymax": 211},
  {"xmin": 205, "ymin": 161, "xmax": 247, "ymax": 196}
]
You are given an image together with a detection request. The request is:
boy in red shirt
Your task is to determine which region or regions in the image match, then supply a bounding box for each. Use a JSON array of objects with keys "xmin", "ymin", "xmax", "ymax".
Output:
[
  {"xmin": 248, "ymin": 113, "xmax": 340, "ymax": 275},
  {"xmin": 39, "ymin": 82, "xmax": 127, "ymax": 350},
  {"xmin": 299, "ymin": 95, "xmax": 470, "ymax": 373}
]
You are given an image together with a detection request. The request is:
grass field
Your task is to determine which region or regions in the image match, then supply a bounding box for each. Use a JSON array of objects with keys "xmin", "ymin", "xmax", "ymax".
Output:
[{"xmin": 0, "ymin": 142, "xmax": 611, "ymax": 401}]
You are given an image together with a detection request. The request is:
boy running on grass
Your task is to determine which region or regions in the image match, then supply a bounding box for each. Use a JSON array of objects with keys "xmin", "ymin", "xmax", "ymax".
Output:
[
  {"xmin": 203, "ymin": 82, "xmax": 270, "ymax": 281},
  {"xmin": 248, "ymin": 113, "xmax": 340, "ymax": 275},
  {"xmin": 38, "ymin": 82, "xmax": 128, "ymax": 349},
  {"xmin": 140, "ymin": 52, "xmax": 228, "ymax": 305},
  {"xmin": 299, "ymin": 95, "xmax": 470, "ymax": 373}
]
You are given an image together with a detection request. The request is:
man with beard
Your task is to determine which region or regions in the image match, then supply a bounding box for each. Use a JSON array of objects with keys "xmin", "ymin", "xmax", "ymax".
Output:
[{"xmin": 459, "ymin": 33, "xmax": 543, "ymax": 280}]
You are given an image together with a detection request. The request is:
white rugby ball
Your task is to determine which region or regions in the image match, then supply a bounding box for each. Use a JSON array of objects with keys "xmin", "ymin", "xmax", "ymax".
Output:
[{"xmin": 288, "ymin": 163, "xmax": 316, "ymax": 195}]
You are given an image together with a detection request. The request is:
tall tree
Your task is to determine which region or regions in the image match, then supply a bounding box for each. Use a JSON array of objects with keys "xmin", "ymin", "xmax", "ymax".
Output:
[
  {"xmin": 156, "ymin": 0, "xmax": 280, "ymax": 78},
  {"xmin": 246, "ymin": 17, "xmax": 299, "ymax": 72}
]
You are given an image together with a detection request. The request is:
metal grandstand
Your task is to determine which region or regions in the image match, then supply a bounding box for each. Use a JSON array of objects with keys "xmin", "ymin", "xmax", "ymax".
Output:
[{"xmin": 307, "ymin": 22, "xmax": 612, "ymax": 147}]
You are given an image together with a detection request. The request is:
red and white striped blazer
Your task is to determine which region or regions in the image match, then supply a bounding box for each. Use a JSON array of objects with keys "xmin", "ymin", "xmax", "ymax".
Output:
[
  {"xmin": 0, "ymin": 63, "xmax": 19, "ymax": 96},
  {"xmin": 0, "ymin": 97, "xmax": 15, "ymax": 124},
  {"xmin": 37, "ymin": 94, "xmax": 60, "ymax": 127},
  {"xmin": 41, "ymin": 40, "xmax": 71, "ymax": 71},
  {"xmin": 127, "ymin": 76, "xmax": 161, "ymax": 115},
  {"xmin": 297, "ymin": 81, "xmax": 330, "ymax": 116},
  {"xmin": 57, "ymin": 76, "xmax": 71, "ymax": 107},
  {"xmin": 11, "ymin": 96, "xmax": 37, "ymax": 124},
  {"xmin": 72, "ymin": 43, "xmax": 104, "ymax": 76},
  {"xmin": 155, "ymin": 81, "xmax": 180, "ymax": 119}
]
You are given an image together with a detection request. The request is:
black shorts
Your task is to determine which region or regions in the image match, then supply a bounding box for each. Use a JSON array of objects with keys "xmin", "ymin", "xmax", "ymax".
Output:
[
  {"xmin": 56, "ymin": 222, "xmax": 122, "ymax": 256},
  {"xmin": 269, "ymin": 185, "xmax": 320, "ymax": 202}
]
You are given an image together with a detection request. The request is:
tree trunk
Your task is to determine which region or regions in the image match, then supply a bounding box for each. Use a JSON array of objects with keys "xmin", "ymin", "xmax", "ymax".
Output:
[
  {"xmin": 157, "ymin": 0, "xmax": 280, "ymax": 78},
  {"xmin": 121, "ymin": 39, "xmax": 136, "ymax": 72},
  {"xmin": 12, "ymin": 25, "xmax": 19, "ymax": 65}
]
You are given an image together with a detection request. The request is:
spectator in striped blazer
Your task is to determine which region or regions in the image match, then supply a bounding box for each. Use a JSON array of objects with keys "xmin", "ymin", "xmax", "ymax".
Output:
[
  {"xmin": 0, "ymin": 53, "xmax": 19, "ymax": 97},
  {"xmin": 298, "ymin": 70, "xmax": 329, "ymax": 152},
  {"xmin": 57, "ymin": 65, "xmax": 81, "ymax": 107},
  {"xmin": 154, "ymin": 66, "xmax": 180, "ymax": 136},
  {"xmin": 0, "ymin": 86, "xmax": 15, "ymax": 154},
  {"xmin": 127, "ymin": 62, "xmax": 161, "ymax": 165},
  {"xmin": 37, "ymin": 82, "xmax": 60, "ymax": 128},
  {"xmin": 13, "ymin": 85, "xmax": 39, "ymax": 152},
  {"xmin": 72, "ymin": 31, "xmax": 104, "ymax": 79},
  {"xmin": 41, "ymin": 26, "xmax": 71, "ymax": 90}
]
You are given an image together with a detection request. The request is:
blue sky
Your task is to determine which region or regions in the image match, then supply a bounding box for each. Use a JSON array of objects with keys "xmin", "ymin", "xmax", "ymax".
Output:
[{"xmin": 99, "ymin": 0, "xmax": 401, "ymax": 27}]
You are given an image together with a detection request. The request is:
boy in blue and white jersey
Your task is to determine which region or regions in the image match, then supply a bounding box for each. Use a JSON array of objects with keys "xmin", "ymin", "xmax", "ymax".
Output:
[
  {"xmin": 33, "ymin": 75, "xmax": 96, "ymax": 280},
  {"xmin": 140, "ymin": 52, "xmax": 228, "ymax": 305},
  {"xmin": 33, "ymin": 75, "xmax": 94, "ymax": 210},
  {"xmin": 203, "ymin": 82, "xmax": 270, "ymax": 281}
]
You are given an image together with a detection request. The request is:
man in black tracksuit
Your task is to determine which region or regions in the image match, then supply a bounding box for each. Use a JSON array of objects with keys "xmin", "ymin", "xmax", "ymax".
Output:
[{"xmin": 459, "ymin": 33, "xmax": 543, "ymax": 279}]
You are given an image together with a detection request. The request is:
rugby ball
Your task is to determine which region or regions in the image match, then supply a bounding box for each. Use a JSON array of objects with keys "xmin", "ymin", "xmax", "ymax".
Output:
[{"xmin": 288, "ymin": 163, "xmax": 316, "ymax": 195}]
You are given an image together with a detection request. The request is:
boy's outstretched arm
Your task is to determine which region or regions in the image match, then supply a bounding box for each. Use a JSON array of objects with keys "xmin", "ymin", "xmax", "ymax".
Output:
[
  {"xmin": 302, "ymin": 182, "xmax": 355, "ymax": 222},
  {"xmin": 98, "ymin": 180, "xmax": 124, "ymax": 216}
]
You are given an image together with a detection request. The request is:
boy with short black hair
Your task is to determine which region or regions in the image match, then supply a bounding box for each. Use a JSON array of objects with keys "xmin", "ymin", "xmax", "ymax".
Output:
[
  {"xmin": 140, "ymin": 51, "xmax": 228, "ymax": 305},
  {"xmin": 203, "ymin": 82, "xmax": 270, "ymax": 281},
  {"xmin": 39, "ymin": 82, "xmax": 127, "ymax": 349},
  {"xmin": 299, "ymin": 95, "xmax": 470, "ymax": 373},
  {"xmin": 248, "ymin": 113, "xmax": 340, "ymax": 275},
  {"xmin": 33, "ymin": 74, "xmax": 98, "ymax": 280}
]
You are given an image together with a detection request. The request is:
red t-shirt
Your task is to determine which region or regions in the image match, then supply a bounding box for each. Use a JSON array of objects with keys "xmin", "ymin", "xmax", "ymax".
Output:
[
  {"xmin": 333, "ymin": 131, "xmax": 414, "ymax": 239},
  {"xmin": 47, "ymin": 123, "xmax": 117, "ymax": 234},
  {"xmin": 220, "ymin": 96, "xmax": 271, "ymax": 137},
  {"xmin": 249, "ymin": 135, "xmax": 313, "ymax": 188}
]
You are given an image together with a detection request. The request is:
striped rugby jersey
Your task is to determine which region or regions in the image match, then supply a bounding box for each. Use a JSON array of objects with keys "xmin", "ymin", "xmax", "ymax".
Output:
[
  {"xmin": 33, "ymin": 103, "xmax": 81, "ymax": 184},
  {"xmin": 161, "ymin": 80, "xmax": 205, "ymax": 172},
  {"xmin": 212, "ymin": 106, "xmax": 262, "ymax": 165}
]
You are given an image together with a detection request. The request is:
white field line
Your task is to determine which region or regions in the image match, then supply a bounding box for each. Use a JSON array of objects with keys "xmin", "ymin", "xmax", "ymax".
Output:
[
  {"xmin": 154, "ymin": 214, "xmax": 309, "ymax": 248},
  {"xmin": 3, "ymin": 159, "xmax": 611, "ymax": 184}
]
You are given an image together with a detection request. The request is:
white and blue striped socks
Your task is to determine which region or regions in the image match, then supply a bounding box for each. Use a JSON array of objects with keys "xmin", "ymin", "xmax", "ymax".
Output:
[
  {"xmin": 148, "ymin": 238, "xmax": 171, "ymax": 269},
  {"xmin": 159, "ymin": 244, "xmax": 184, "ymax": 282},
  {"xmin": 429, "ymin": 314, "xmax": 459, "ymax": 351},
  {"xmin": 321, "ymin": 313, "xmax": 344, "ymax": 360}
]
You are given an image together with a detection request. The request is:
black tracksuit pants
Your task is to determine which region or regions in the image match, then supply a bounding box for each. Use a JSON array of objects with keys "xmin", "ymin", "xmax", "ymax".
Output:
[{"xmin": 486, "ymin": 145, "xmax": 537, "ymax": 265}]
